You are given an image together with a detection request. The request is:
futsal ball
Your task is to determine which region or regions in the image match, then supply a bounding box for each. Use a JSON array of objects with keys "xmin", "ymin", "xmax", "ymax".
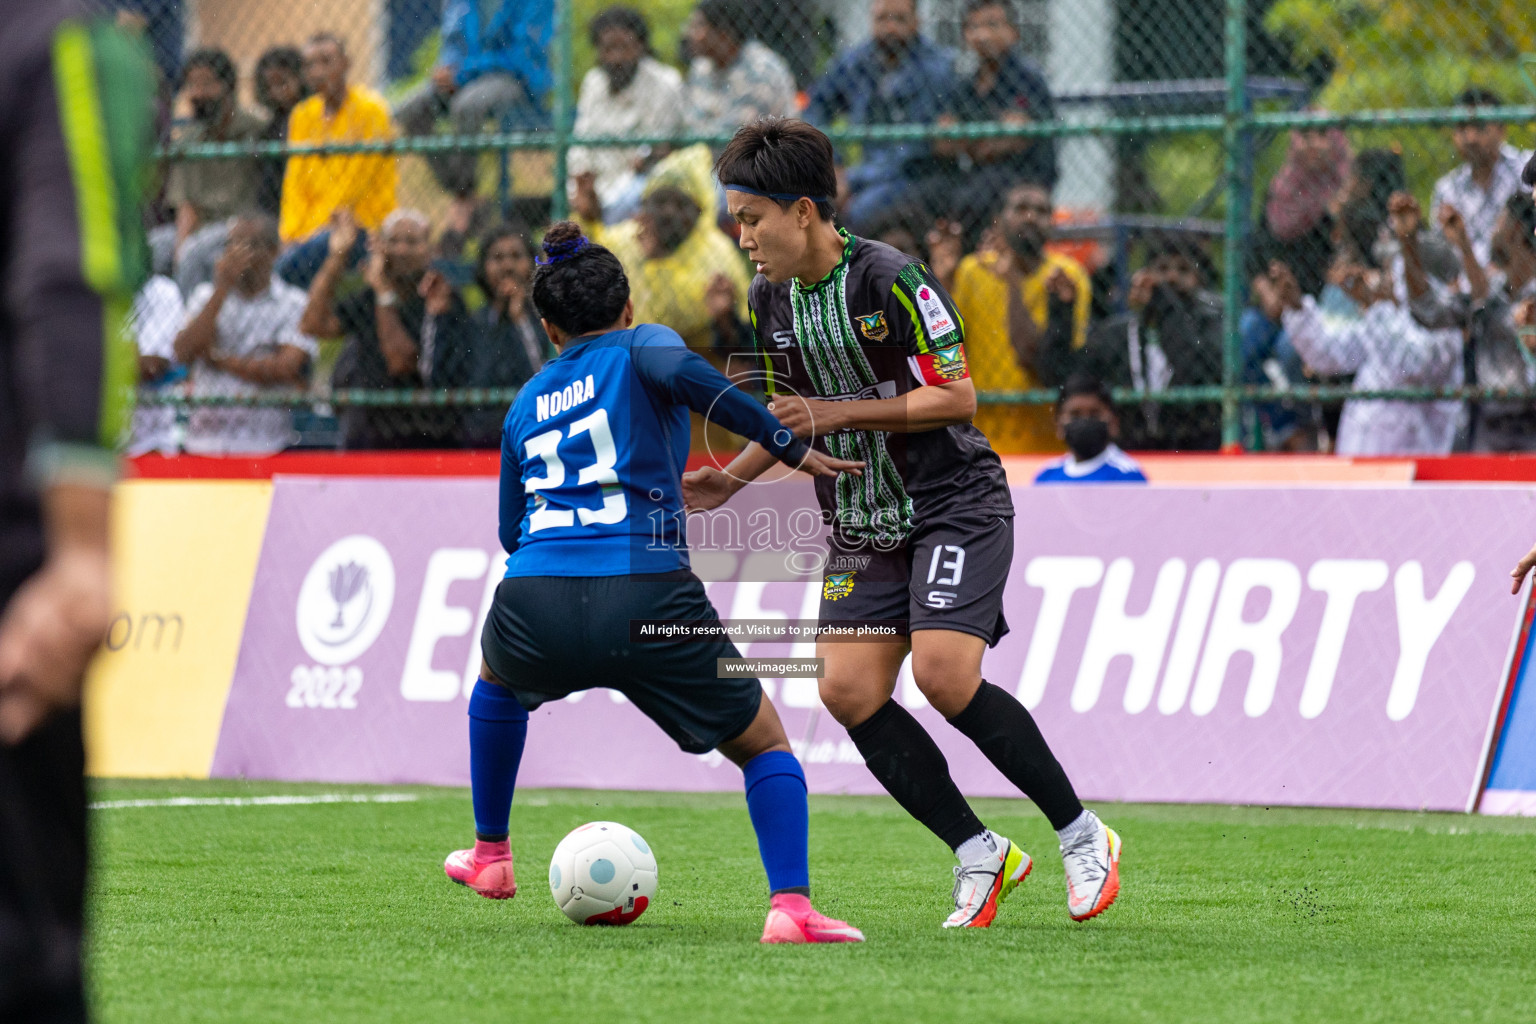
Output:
[{"xmin": 548, "ymin": 821, "xmax": 658, "ymax": 925}]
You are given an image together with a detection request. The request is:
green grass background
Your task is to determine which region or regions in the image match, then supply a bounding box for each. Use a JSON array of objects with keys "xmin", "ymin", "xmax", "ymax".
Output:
[{"xmin": 89, "ymin": 780, "xmax": 1536, "ymax": 1023}]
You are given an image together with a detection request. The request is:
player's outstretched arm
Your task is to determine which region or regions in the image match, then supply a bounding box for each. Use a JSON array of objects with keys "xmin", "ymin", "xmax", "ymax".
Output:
[
  {"xmin": 683, "ymin": 443, "xmax": 862, "ymax": 511},
  {"xmin": 1510, "ymin": 540, "xmax": 1536, "ymax": 594},
  {"xmin": 769, "ymin": 378, "xmax": 978, "ymax": 439}
]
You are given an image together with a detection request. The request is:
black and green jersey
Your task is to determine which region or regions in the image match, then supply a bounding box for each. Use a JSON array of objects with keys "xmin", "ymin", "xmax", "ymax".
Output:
[{"xmin": 747, "ymin": 232, "xmax": 1012, "ymax": 543}]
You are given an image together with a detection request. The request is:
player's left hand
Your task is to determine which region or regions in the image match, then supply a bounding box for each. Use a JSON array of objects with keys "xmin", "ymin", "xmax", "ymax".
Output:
[
  {"xmin": 768, "ymin": 395, "xmax": 837, "ymax": 438},
  {"xmin": 0, "ymin": 548, "xmax": 111, "ymax": 744},
  {"xmin": 1510, "ymin": 539, "xmax": 1536, "ymax": 594},
  {"xmin": 798, "ymin": 449, "xmax": 864, "ymax": 478}
]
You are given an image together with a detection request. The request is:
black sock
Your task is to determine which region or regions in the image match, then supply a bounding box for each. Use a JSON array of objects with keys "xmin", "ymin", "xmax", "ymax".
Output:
[
  {"xmin": 846, "ymin": 699, "xmax": 986, "ymax": 851},
  {"xmin": 948, "ymin": 681, "xmax": 1085, "ymax": 831}
]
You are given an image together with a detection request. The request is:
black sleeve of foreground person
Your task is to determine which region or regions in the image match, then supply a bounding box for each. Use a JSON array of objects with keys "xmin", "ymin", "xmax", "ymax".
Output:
[{"xmin": 0, "ymin": 6, "xmax": 152, "ymax": 1020}]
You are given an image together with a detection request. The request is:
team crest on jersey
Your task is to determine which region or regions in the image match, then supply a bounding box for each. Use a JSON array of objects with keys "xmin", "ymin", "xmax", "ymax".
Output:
[
  {"xmin": 823, "ymin": 572, "xmax": 857, "ymax": 601},
  {"xmin": 855, "ymin": 311, "xmax": 889, "ymax": 341},
  {"xmin": 933, "ymin": 344, "xmax": 968, "ymax": 381}
]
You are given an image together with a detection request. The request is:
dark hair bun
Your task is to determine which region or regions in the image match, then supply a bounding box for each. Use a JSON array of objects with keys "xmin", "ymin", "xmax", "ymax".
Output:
[
  {"xmin": 531, "ymin": 221, "xmax": 630, "ymax": 335},
  {"xmin": 542, "ymin": 220, "xmax": 584, "ymax": 252}
]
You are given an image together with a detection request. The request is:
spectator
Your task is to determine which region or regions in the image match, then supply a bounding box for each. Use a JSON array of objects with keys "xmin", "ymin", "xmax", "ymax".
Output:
[
  {"xmin": 128, "ymin": 275, "xmax": 187, "ymax": 456},
  {"xmin": 869, "ymin": 201, "xmax": 933, "ymax": 261},
  {"xmin": 1081, "ymin": 234, "xmax": 1224, "ymax": 452},
  {"xmin": 568, "ymin": 7, "xmax": 687, "ymax": 221},
  {"xmin": 574, "ymin": 145, "xmax": 753, "ymax": 352},
  {"xmin": 804, "ymin": 0, "xmax": 956, "ymax": 233},
  {"xmin": 277, "ymin": 33, "xmax": 399, "ymax": 287},
  {"xmin": 939, "ymin": 180, "xmax": 1090, "ymax": 452},
  {"xmin": 1255, "ymin": 197, "xmax": 1464, "ymax": 457},
  {"xmin": 253, "ymin": 47, "xmax": 309, "ymax": 219},
  {"xmin": 683, "ymin": 0, "xmax": 797, "ymax": 137},
  {"xmin": 172, "ymin": 214, "xmax": 317, "ymax": 455},
  {"xmin": 151, "ymin": 48, "xmax": 265, "ymax": 296},
  {"xmin": 1241, "ymin": 127, "xmax": 1349, "ymax": 448},
  {"xmin": 1034, "ymin": 375, "xmax": 1148, "ymax": 484},
  {"xmin": 302, "ymin": 209, "xmax": 456, "ymax": 449},
  {"xmin": 933, "ymin": 0, "xmax": 1057, "ymax": 243},
  {"xmin": 422, "ymin": 222, "xmax": 551, "ymax": 446},
  {"xmin": 396, "ymin": 0, "xmax": 554, "ymax": 231},
  {"xmin": 1402, "ymin": 191, "xmax": 1536, "ymax": 451},
  {"xmin": 1432, "ymin": 88, "xmax": 1528, "ymax": 266}
]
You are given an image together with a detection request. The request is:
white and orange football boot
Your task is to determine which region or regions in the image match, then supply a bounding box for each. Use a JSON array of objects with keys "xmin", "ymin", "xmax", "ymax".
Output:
[
  {"xmin": 1061, "ymin": 812, "xmax": 1121, "ymax": 921},
  {"xmin": 943, "ymin": 833, "xmax": 1032, "ymax": 928},
  {"xmin": 760, "ymin": 893, "xmax": 865, "ymax": 944},
  {"xmin": 444, "ymin": 839, "xmax": 518, "ymax": 900}
]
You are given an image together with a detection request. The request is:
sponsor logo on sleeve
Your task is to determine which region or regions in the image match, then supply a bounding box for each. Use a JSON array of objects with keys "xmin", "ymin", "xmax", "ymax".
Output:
[
  {"xmin": 910, "ymin": 344, "xmax": 969, "ymax": 386},
  {"xmin": 915, "ymin": 285, "xmax": 957, "ymax": 341}
]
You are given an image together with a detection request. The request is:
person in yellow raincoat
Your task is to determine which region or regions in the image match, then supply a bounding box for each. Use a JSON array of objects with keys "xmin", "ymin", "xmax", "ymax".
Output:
[{"xmin": 572, "ymin": 144, "xmax": 754, "ymax": 354}]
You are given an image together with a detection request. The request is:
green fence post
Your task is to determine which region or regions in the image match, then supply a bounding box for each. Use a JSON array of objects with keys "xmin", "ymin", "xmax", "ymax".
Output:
[
  {"xmin": 551, "ymin": 0, "xmax": 574, "ymax": 221},
  {"xmin": 1221, "ymin": 0, "xmax": 1250, "ymax": 450}
]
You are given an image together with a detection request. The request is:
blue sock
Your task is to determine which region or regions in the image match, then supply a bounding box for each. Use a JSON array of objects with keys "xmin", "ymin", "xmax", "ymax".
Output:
[
  {"xmin": 468, "ymin": 678, "xmax": 528, "ymax": 840},
  {"xmin": 742, "ymin": 750, "xmax": 811, "ymax": 894}
]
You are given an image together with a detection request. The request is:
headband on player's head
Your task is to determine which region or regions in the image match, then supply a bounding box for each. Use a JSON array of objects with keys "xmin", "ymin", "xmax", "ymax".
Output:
[
  {"xmin": 536, "ymin": 234, "xmax": 591, "ymax": 266},
  {"xmin": 722, "ymin": 183, "xmax": 833, "ymax": 205}
]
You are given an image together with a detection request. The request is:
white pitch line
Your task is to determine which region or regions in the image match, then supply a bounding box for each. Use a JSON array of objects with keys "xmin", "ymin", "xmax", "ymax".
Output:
[{"xmin": 90, "ymin": 793, "xmax": 420, "ymax": 810}]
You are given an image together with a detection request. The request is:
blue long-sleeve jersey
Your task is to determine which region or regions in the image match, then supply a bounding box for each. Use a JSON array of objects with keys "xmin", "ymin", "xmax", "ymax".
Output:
[{"xmin": 499, "ymin": 323, "xmax": 808, "ymax": 577}]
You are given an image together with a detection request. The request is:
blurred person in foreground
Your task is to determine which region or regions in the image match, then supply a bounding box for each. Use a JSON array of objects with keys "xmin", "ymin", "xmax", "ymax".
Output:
[
  {"xmin": 277, "ymin": 33, "xmax": 399, "ymax": 288},
  {"xmin": 1253, "ymin": 195, "xmax": 1464, "ymax": 457},
  {"xmin": 804, "ymin": 0, "xmax": 956, "ymax": 233},
  {"xmin": 1400, "ymin": 190, "xmax": 1536, "ymax": 451},
  {"xmin": 1081, "ymin": 234, "xmax": 1223, "ymax": 452},
  {"xmin": 567, "ymin": 6, "xmax": 686, "ymax": 222},
  {"xmin": 421, "ymin": 221, "xmax": 551, "ymax": 447},
  {"xmin": 303, "ymin": 209, "xmax": 466, "ymax": 449},
  {"xmin": 1034, "ymin": 375, "xmax": 1147, "ymax": 484},
  {"xmin": 935, "ymin": 180, "xmax": 1091, "ymax": 452},
  {"xmin": 932, "ymin": 0, "xmax": 1056, "ymax": 244},
  {"xmin": 574, "ymin": 145, "xmax": 754, "ymax": 352},
  {"xmin": 0, "ymin": 5, "xmax": 154, "ymax": 1020},
  {"xmin": 173, "ymin": 213, "xmax": 317, "ymax": 455},
  {"xmin": 1432, "ymin": 88, "xmax": 1528, "ymax": 267},
  {"xmin": 396, "ymin": 0, "xmax": 553, "ymax": 233}
]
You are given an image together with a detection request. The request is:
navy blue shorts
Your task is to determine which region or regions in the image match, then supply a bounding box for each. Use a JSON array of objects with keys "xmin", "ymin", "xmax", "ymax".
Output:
[{"xmin": 479, "ymin": 569, "xmax": 762, "ymax": 754}]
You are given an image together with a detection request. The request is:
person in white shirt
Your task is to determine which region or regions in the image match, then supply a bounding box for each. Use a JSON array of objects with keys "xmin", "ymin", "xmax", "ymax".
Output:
[
  {"xmin": 567, "ymin": 6, "xmax": 686, "ymax": 221},
  {"xmin": 128, "ymin": 275, "xmax": 186, "ymax": 455},
  {"xmin": 1430, "ymin": 88, "xmax": 1529, "ymax": 267},
  {"xmin": 683, "ymin": 0, "xmax": 797, "ymax": 136},
  {"xmin": 1255, "ymin": 198, "xmax": 1463, "ymax": 457},
  {"xmin": 172, "ymin": 213, "xmax": 318, "ymax": 455}
]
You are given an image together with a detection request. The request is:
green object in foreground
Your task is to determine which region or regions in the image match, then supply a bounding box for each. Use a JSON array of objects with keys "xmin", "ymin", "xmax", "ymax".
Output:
[{"xmin": 90, "ymin": 780, "xmax": 1536, "ymax": 1024}]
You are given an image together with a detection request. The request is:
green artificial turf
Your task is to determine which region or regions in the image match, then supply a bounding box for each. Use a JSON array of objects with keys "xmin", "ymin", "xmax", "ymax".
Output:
[{"xmin": 88, "ymin": 779, "xmax": 1536, "ymax": 1023}]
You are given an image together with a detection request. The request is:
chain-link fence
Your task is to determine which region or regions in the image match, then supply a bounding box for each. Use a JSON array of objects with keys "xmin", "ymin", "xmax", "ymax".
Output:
[{"xmin": 116, "ymin": 0, "xmax": 1536, "ymax": 456}]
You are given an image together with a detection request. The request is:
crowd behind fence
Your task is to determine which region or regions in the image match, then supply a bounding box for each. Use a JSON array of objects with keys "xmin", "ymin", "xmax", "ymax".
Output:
[{"xmin": 108, "ymin": 0, "xmax": 1536, "ymax": 457}]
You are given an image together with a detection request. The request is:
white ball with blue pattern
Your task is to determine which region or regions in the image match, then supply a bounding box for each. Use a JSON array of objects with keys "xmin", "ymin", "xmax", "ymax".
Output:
[{"xmin": 548, "ymin": 821, "xmax": 659, "ymax": 925}]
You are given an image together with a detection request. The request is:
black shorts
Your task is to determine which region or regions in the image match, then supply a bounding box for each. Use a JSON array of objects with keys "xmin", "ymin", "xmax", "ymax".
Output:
[
  {"xmin": 480, "ymin": 569, "xmax": 762, "ymax": 755},
  {"xmin": 820, "ymin": 514, "xmax": 1013, "ymax": 646}
]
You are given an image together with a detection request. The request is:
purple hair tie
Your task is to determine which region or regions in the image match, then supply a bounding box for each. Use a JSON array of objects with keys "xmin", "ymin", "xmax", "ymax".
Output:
[{"xmin": 536, "ymin": 235, "xmax": 592, "ymax": 266}]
